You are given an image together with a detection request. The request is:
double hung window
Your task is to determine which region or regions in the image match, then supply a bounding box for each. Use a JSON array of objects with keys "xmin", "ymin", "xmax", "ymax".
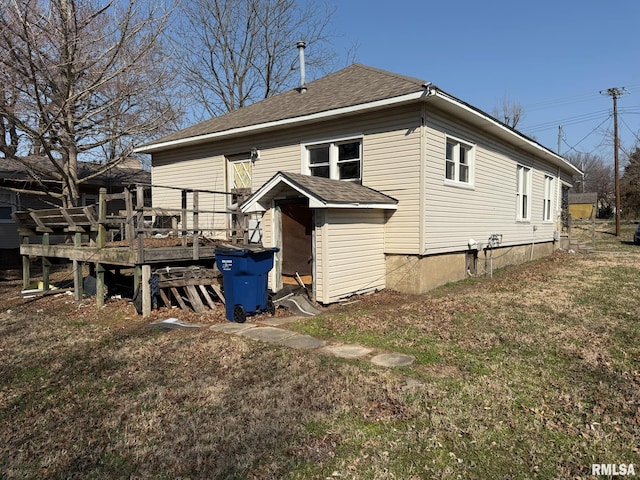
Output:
[
  {"xmin": 445, "ymin": 137, "xmax": 474, "ymax": 186},
  {"xmin": 543, "ymin": 176, "xmax": 553, "ymax": 222},
  {"xmin": 516, "ymin": 165, "xmax": 532, "ymax": 221},
  {"xmin": 305, "ymin": 138, "xmax": 362, "ymax": 183}
]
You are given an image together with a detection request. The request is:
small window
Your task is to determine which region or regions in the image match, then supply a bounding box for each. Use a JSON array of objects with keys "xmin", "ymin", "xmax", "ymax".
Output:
[
  {"xmin": 226, "ymin": 152, "xmax": 253, "ymax": 190},
  {"xmin": 82, "ymin": 194, "xmax": 99, "ymax": 207},
  {"xmin": 0, "ymin": 191, "xmax": 15, "ymax": 222},
  {"xmin": 516, "ymin": 165, "xmax": 531, "ymax": 221},
  {"xmin": 445, "ymin": 138, "xmax": 473, "ymax": 185},
  {"xmin": 543, "ymin": 176, "xmax": 553, "ymax": 222},
  {"xmin": 304, "ymin": 138, "xmax": 362, "ymax": 183}
]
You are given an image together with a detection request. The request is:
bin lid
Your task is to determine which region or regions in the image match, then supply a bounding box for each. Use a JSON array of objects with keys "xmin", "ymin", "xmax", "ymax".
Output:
[{"xmin": 214, "ymin": 243, "xmax": 279, "ymax": 256}]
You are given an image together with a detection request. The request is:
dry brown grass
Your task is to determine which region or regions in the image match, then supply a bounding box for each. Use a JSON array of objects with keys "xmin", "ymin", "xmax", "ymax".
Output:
[{"xmin": 1, "ymin": 247, "xmax": 640, "ymax": 478}]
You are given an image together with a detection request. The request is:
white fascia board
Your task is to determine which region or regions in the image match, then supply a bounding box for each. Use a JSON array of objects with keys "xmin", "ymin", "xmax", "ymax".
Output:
[
  {"xmin": 321, "ymin": 202, "xmax": 397, "ymax": 210},
  {"xmin": 431, "ymin": 91, "xmax": 583, "ymax": 177},
  {"xmin": 241, "ymin": 174, "xmax": 398, "ymax": 212},
  {"xmin": 240, "ymin": 175, "xmax": 325, "ymax": 213},
  {"xmin": 135, "ymin": 91, "xmax": 427, "ymax": 154}
]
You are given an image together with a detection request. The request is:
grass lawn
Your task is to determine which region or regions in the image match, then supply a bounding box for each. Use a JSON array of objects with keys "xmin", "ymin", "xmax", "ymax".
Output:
[{"xmin": 1, "ymin": 221, "xmax": 639, "ymax": 479}]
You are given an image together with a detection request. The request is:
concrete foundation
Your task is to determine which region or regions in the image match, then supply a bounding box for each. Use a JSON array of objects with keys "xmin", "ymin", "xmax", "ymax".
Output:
[{"xmin": 386, "ymin": 240, "xmax": 558, "ymax": 295}]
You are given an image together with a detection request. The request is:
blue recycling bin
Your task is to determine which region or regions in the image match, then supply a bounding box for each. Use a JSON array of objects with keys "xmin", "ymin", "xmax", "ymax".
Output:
[{"xmin": 215, "ymin": 244, "xmax": 279, "ymax": 322}]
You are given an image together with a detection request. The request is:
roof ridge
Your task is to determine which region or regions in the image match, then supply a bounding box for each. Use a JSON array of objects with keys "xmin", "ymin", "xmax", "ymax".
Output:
[{"xmin": 349, "ymin": 63, "xmax": 427, "ymax": 87}]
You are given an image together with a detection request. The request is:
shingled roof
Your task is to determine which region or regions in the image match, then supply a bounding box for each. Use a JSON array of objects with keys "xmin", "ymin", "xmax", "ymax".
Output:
[
  {"xmin": 137, "ymin": 63, "xmax": 581, "ymax": 177},
  {"xmin": 0, "ymin": 156, "xmax": 150, "ymax": 186},
  {"xmin": 141, "ymin": 64, "xmax": 427, "ymax": 149},
  {"xmin": 241, "ymin": 171, "xmax": 398, "ymax": 212}
]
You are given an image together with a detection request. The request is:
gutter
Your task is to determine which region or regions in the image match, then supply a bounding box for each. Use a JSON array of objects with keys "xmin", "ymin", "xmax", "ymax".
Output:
[
  {"xmin": 134, "ymin": 91, "xmax": 428, "ymax": 154},
  {"xmin": 429, "ymin": 88, "xmax": 582, "ymax": 177}
]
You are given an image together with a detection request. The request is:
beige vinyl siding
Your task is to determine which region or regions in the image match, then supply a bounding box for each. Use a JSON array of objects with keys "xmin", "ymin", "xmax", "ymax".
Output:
[
  {"xmin": 315, "ymin": 210, "xmax": 326, "ymax": 302},
  {"xmin": 250, "ymin": 106, "xmax": 422, "ymax": 256},
  {"xmin": 152, "ymin": 144, "xmax": 228, "ymax": 237},
  {"xmin": 151, "ymin": 105, "xmax": 423, "ymax": 250},
  {"xmin": 361, "ymin": 105, "xmax": 422, "ymax": 254},
  {"xmin": 316, "ymin": 209, "xmax": 385, "ymax": 304},
  {"xmin": 424, "ymin": 108, "xmax": 565, "ymax": 254}
]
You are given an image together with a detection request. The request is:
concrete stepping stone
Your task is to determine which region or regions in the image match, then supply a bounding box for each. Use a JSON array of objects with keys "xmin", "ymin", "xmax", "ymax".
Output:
[
  {"xmin": 210, "ymin": 322, "xmax": 257, "ymax": 334},
  {"xmin": 278, "ymin": 333, "xmax": 326, "ymax": 350},
  {"xmin": 371, "ymin": 352, "xmax": 415, "ymax": 367},
  {"xmin": 321, "ymin": 344, "xmax": 372, "ymax": 359},
  {"xmin": 236, "ymin": 326, "xmax": 296, "ymax": 343},
  {"xmin": 257, "ymin": 316, "xmax": 306, "ymax": 327}
]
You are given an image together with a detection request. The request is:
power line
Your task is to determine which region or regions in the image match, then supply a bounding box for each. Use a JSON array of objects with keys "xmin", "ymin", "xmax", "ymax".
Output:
[
  {"xmin": 522, "ymin": 109, "xmax": 611, "ymax": 133},
  {"xmin": 560, "ymin": 115, "xmax": 612, "ymax": 156}
]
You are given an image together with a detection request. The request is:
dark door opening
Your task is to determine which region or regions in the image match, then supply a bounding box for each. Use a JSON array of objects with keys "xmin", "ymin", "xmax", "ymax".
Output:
[{"xmin": 278, "ymin": 200, "xmax": 313, "ymax": 284}]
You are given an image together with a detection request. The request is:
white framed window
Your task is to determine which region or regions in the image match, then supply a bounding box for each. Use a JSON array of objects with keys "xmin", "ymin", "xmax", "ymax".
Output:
[
  {"xmin": 304, "ymin": 137, "xmax": 362, "ymax": 183},
  {"xmin": 543, "ymin": 175, "xmax": 553, "ymax": 222},
  {"xmin": 516, "ymin": 165, "xmax": 531, "ymax": 221},
  {"xmin": 0, "ymin": 190, "xmax": 16, "ymax": 223},
  {"xmin": 445, "ymin": 137, "xmax": 474, "ymax": 186},
  {"xmin": 226, "ymin": 152, "xmax": 253, "ymax": 191}
]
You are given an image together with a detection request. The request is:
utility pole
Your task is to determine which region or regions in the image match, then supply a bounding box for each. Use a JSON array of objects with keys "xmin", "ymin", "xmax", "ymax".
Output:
[
  {"xmin": 600, "ymin": 87, "xmax": 627, "ymax": 237},
  {"xmin": 557, "ymin": 124, "xmax": 563, "ymax": 155}
]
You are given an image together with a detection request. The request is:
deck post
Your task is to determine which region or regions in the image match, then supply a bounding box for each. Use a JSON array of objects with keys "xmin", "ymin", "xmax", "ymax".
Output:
[
  {"xmin": 21, "ymin": 236, "xmax": 30, "ymax": 290},
  {"xmin": 193, "ymin": 191, "xmax": 199, "ymax": 260},
  {"xmin": 41, "ymin": 233, "xmax": 50, "ymax": 290},
  {"xmin": 134, "ymin": 264, "xmax": 141, "ymax": 294},
  {"xmin": 181, "ymin": 190, "xmax": 187, "ymax": 247},
  {"xmin": 142, "ymin": 264, "xmax": 151, "ymax": 318},
  {"xmin": 136, "ymin": 185, "xmax": 145, "ymax": 263},
  {"xmin": 73, "ymin": 232, "xmax": 83, "ymax": 301},
  {"xmin": 124, "ymin": 188, "xmax": 134, "ymax": 242},
  {"xmin": 96, "ymin": 262, "xmax": 105, "ymax": 308},
  {"xmin": 97, "ymin": 188, "xmax": 107, "ymax": 249}
]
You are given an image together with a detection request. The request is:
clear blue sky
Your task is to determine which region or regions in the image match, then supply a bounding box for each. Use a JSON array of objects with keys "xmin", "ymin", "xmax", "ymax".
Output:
[{"xmin": 326, "ymin": 0, "xmax": 640, "ymax": 162}]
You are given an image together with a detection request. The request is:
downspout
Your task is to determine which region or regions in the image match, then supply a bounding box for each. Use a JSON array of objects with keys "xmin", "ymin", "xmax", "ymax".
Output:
[
  {"xmin": 419, "ymin": 83, "xmax": 437, "ymax": 255},
  {"xmin": 419, "ymin": 101, "xmax": 426, "ymax": 254}
]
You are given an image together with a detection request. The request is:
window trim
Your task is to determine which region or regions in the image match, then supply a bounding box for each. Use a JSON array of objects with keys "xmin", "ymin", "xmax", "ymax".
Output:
[
  {"xmin": 301, "ymin": 134, "xmax": 363, "ymax": 183},
  {"xmin": 226, "ymin": 152, "xmax": 253, "ymax": 192},
  {"xmin": 444, "ymin": 135, "xmax": 475, "ymax": 188},
  {"xmin": 516, "ymin": 164, "xmax": 532, "ymax": 222}
]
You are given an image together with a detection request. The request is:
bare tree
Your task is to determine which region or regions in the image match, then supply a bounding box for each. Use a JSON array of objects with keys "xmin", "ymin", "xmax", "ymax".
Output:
[
  {"xmin": 492, "ymin": 95, "xmax": 524, "ymax": 128},
  {"xmin": 566, "ymin": 152, "xmax": 614, "ymax": 214},
  {"xmin": 0, "ymin": 0, "xmax": 182, "ymax": 207},
  {"xmin": 175, "ymin": 0, "xmax": 337, "ymax": 118},
  {"xmin": 621, "ymin": 146, "xmax": 640, "ymax": 219}
]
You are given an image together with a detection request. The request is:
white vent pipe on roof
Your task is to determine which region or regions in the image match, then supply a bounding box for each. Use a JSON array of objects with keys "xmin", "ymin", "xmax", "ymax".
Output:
[{"xmin": 296, "ymin": 41, "xmax": 306, "ymax": 92}]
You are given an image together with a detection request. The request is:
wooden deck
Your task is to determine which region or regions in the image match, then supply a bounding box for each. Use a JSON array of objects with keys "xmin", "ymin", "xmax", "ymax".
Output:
[{"xmin": 14, "ymin": 185, "xmax": 249, "ymax": 317}]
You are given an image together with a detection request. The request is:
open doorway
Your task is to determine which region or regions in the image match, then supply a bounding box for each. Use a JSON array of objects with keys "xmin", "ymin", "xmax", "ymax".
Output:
[{"xmin": 276, "ymin": 199, "xmax": 313, "ymax": 288}]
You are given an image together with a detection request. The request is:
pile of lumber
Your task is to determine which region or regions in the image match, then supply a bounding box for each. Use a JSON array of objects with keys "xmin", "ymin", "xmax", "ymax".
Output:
[{"xmin": 153, "ymin": 266, "xmax": 224, "ymax": 314}]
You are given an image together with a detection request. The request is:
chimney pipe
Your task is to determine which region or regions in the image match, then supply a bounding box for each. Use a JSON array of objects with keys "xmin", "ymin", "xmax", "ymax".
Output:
[{"xmin": 296, "ymin": 41, "xmax": 306, "ymax": 92}]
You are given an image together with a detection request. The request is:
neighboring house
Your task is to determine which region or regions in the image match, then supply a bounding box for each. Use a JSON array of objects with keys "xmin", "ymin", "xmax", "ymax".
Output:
[
  {"xmin": 568, "ymin": 192, "xmax": 597, "ymax": 219},
  {"xmin": 136, "ymin": 63, "xmax": 581, "ymax": 303},
  {"xmin": 0, "ymin": 157, "xmax": 149, "ymax": 267}
]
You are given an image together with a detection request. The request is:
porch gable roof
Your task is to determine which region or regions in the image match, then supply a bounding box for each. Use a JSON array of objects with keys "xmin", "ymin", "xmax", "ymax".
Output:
[{"xmin": 240, "ymin": 171, "xmax": 398, "ymax": 212}]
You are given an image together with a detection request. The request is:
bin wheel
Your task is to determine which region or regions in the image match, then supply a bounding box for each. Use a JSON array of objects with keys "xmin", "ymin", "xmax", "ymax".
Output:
[
  {"xmin": 233, "ymin": 305, "xmax": 246, "ymax": 323},
  {"xmin": 266, "ymin": 299, "xmax": 276, "ymax": 316}
]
